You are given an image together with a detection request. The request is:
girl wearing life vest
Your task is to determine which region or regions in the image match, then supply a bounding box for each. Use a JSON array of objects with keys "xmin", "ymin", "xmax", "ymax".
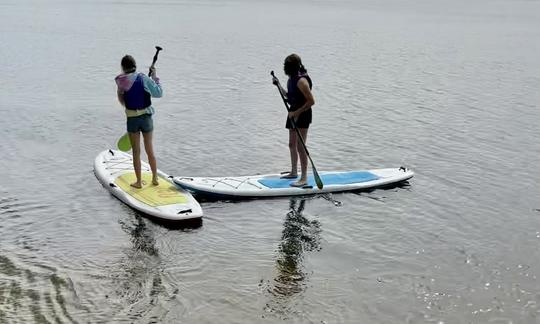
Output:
[
  {"xmin": 273, "ymin": 54, "xmax": 315, "ymax": 187},
  {"xmin": 115, "ymin": 55, "xmax": 163, "ymax": 189}
]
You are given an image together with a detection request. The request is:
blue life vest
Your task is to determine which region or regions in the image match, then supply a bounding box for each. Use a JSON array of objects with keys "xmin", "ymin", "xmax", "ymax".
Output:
[
  {"xmin": 287, "ymin": 74, "xmax": 312, "ymax": 110},
  {"xmin": 124, "ymin": 73, "xmax": 151, "ymax": 110}
]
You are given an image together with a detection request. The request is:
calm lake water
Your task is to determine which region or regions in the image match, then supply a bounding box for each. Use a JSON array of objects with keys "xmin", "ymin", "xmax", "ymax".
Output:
[{"xmin": 1, "ymin": 0, "xmax": 540, "ymax": 323}]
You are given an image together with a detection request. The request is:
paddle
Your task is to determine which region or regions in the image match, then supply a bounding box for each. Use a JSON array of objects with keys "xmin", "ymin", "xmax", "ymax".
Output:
[
  {"xmin": 271, "ymin": 71, "xmax": 323, "ymax": 190},
  {"xmin": 117, "ymin": 46, "xmax": 163, "ymax": 152},
  {"xmin": 117, "ymin": 132, "xmax": 131, "ymax": 152}
]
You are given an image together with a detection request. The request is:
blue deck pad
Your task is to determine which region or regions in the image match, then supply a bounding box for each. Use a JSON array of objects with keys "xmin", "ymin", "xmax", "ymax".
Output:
[{"xmin": 258, "ymin": 171, "xmax": 379, "ymax": 189}]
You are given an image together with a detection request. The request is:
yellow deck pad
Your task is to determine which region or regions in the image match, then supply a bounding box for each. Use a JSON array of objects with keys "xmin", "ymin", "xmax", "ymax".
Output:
[{"xmin": 115, "ymin": 173, "xmax": 188, "ymax": 207}]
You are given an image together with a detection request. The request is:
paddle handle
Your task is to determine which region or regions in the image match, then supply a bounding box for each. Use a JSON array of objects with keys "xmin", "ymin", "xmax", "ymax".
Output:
[{"xmin": 149, "ymin": 46, "xmax": 163, "ymax": 77}]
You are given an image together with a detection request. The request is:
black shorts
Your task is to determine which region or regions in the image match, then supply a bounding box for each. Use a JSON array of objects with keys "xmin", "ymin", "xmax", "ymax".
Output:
[{"xmin": 286, "ymin": 108, "xmax": 312, "ymax": 129}]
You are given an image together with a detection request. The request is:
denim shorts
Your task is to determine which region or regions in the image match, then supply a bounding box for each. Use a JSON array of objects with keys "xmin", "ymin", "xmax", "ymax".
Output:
[{"xmin": 127, "ymin": 113, "xmax": 153, "ymax": 133}]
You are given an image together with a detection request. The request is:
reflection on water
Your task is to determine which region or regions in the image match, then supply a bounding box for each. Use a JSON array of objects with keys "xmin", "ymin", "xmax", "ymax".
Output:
[
  {"xmin": 266, "ymin": 198, "xmax": 322, "ymax": 318},
  {"xmin": 111, "ymin": 213, "xmax": 202, "ymax": 321},
  {"xmin": 114, "ymin": 214, "xmax": 165, "ymax": 316},
  {"xmin": 119, "ymin": 214, "xmax": 159, "ymax": 257}
]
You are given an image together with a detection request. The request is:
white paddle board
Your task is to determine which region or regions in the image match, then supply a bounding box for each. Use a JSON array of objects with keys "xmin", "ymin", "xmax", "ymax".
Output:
[
  {"xmin": 173, "ymin": 168, "xmax": 413, "ymax": 199},
  {"xmin": 94, "ymin": 150, "xmax": 203, "ymax": 221}
]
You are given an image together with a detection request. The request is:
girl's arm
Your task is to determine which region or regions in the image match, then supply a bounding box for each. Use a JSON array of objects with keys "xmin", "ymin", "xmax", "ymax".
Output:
[{"xmin": 143, "ymin": 72, "xmax": 163, "ymax": 98}]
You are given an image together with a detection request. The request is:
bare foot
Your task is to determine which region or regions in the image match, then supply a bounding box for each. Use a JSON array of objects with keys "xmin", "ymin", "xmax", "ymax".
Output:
[
  {"xmin": 130, "ymin": 182, "xmax": 143, "ymax": 189},
  {"xmin": 280, "ymin": 172, "xmax": 298, "ymax": 179},
  {"xmin": 152, "ymin": 178, "xmax": 159, "ymax": 186},
  {"xmin": 130, "ymin": 180, "xmax": 146, "ymax": 189},
  {"xmin": 290, "ymin": 180, "xmax": 308, "ymax": 187}
]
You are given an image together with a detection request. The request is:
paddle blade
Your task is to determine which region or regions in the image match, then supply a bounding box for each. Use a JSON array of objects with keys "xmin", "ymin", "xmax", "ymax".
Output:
[
  {"xmin": 312, "ymin": 167, "xmax": 324, "ymax": 189},
  {"xmin": 117, "ymin": 133, "xmax": 131, "ymax": 152}
]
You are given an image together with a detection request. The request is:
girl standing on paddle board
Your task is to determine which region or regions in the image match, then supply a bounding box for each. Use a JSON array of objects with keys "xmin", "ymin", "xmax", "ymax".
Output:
[
  {"xmin": 272, "ymin": 54, "xmax": 315, "ymax": 187},
  {"xmin": 115, "ymin": 55, "xmax": 163, "ymax": 189}
]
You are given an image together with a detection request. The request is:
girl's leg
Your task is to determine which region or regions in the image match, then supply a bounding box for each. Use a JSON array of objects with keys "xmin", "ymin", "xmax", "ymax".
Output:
[
  {"xmin": 129, "ymin": 132, "xmax": 143, "ymax": 188},
  {"xmin": 142, "ymin": 131, "xmax": 158, "ymax": 185},
  {"xmin": 292, "ymin": 128, "xmax": 309, "ymax": 186},
  {"xmin": 285, "ymin": 129, "xmax": 298, "ymax": 177}
]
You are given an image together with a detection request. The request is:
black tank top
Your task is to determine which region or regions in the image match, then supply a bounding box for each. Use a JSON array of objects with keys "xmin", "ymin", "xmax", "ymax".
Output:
[{"xmin": 287, "ymin": 74, "xmax": 312, "ymax": 111}]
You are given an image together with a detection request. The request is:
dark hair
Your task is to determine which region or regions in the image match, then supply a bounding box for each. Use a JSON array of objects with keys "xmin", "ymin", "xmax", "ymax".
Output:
[
  {"xmin": 121, "ymin": 55, "xmax": 136, "ymax": 73},
  {"xmin": 283, "ymin": 53, "xmax": 307, "ymax": 76}
]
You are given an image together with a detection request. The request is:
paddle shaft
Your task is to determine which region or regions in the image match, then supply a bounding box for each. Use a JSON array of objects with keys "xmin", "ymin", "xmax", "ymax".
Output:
[{"xmin": 271, "ymin": 71, "xmax": 323, "ymax": 189}]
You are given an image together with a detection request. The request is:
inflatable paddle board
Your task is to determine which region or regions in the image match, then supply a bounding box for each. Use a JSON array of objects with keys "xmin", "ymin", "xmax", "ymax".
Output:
[
  {"xmin": 173, "ymin": 168, "xmax": 413, "ymax": 199},
  {"xmin": 94, "ymin": 150, "xmax": 203, "ymax": 221}
]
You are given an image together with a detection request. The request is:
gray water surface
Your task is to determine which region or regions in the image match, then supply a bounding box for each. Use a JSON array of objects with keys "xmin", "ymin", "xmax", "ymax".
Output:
[{"xmin": 1, "ymin": 0, "xmax": 540, "ymax": 323}]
